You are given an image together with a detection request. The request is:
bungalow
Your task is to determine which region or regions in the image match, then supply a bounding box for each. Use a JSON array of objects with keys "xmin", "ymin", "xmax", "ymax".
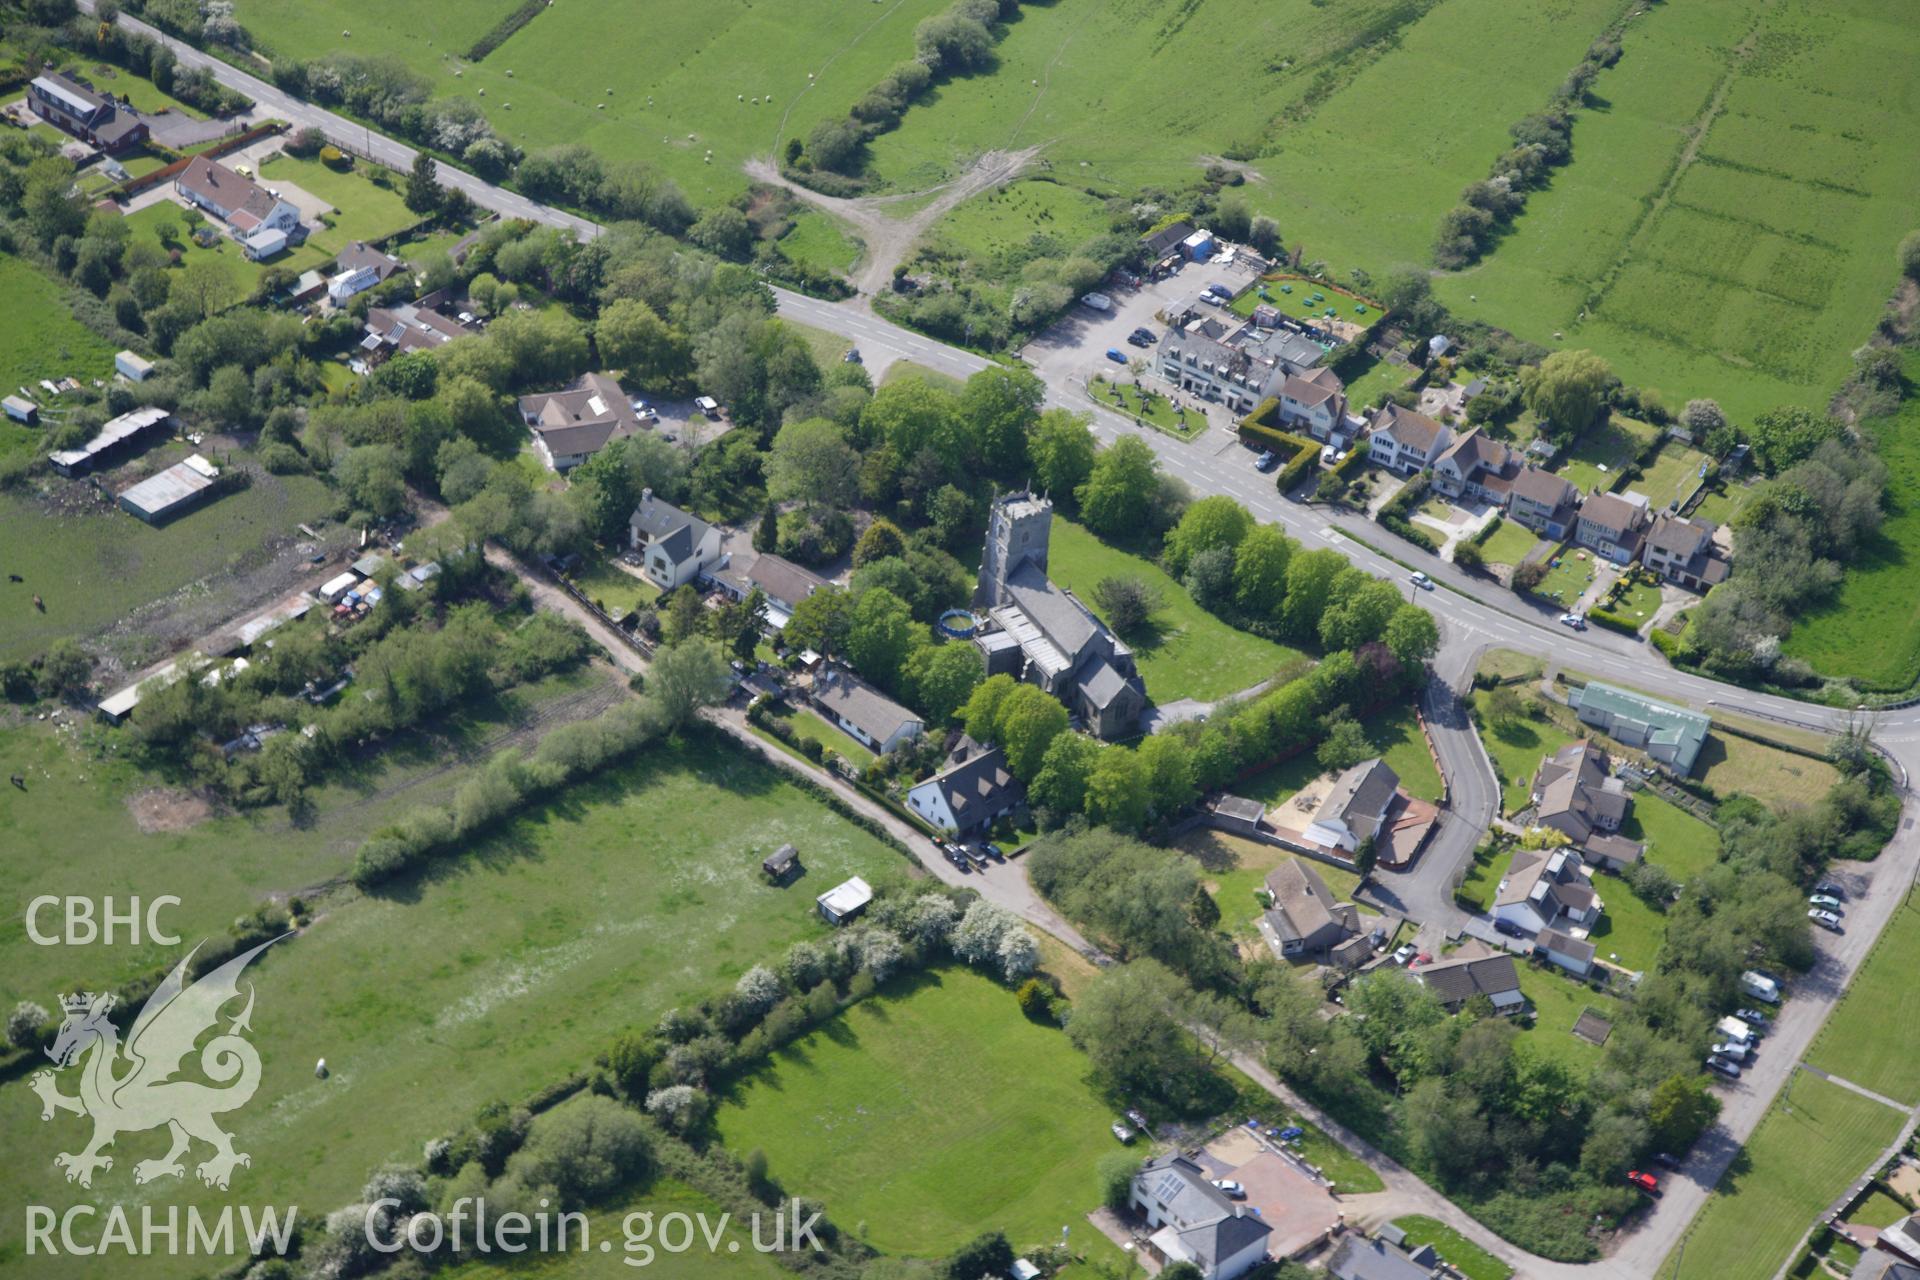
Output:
[
  {"xmin": 1275, "ymin": 367, "xmax": 1350, "ymax": 443},
  {"xmin": 1326, "ymin": 1233, "xmax": 1439, "ymax": 1280},
  {"xmin": 1430, "ymin": 428, "xmax": 1519, "ymax": 504},
  {"xmin": 1573, "ymin": 491, "xmax": 1651, "ymax": 564},
  {"xmin": 810, "ymin": 666, "xmax": 924, "ymax": 755},
  {"xmin": 1536, "ymin": 926, "xmax": 1597, "ymax": 977},
  {"xmin": 1366, "ymin": 404, "xmax": 1452, "ymax": 475},
  {"xmin": 1303, "ymin": 758, "xmax": 1399, "ymax": 854},
  {"xmin": 1569, "ymin": 681, "xmax": 1710, "ymax": 775},
  {"xmin": 816, "ymin": 876, "xmax": 873, "ymax": 925},
  {"xmin": 907, "ymin": 737, "xmax": 1023, "ymax": 835},
  {"xmin": 360, "ymin": 301, "xmax": 474, "ymax": 364},
  {"xmin": 1260, "ymin": 859, "xmax": 1364, "ymax": 964},
  {"xmin": 1506, "ymin": 466, "xmax": 1580, "ymax": 540},
  {"xmin": 746, "ymin": 553, "xmax": 827, "ymax": 627},
  {"xmin": 520, "ymin": 372, "xmax": 643, "ymax": 472},
  {"xmin": 628, "ymin": 488, "xmax": 723, "ymax": 590},
  {"xmin": 327, "ymin": 241, "xmax": 407, "ymax": 303},
  {"xmin": 1130, "ymin": 1154, "xmax": 1273, "ymax": 1280},
  {"xmin": 1413, "ymin": 951, "xmax": 1525, "ymax": 1014},
  {"xmin": 1530, "ymin": 741, "xmax": 1644, "ymax": 871},
  {"xmin": 27, "ymin": 72, "xmax": 149, "ymax": 153},
  {"xmin": 1641, "ymin": 513, "xmax": 1730, "ymax": 592},
  {"xmin": 174, "ymin": 155, "xmax": 300, "ymax": 239},
  {"xmin": 1492, "ymin": 846, "xmax": 1601, "ymax": 937}
]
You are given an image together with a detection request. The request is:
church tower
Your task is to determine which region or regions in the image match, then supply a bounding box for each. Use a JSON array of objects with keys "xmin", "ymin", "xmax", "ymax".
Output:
[{"xmin": 975, "ymin": 491, "xmax": 1053, "ymax": 608}]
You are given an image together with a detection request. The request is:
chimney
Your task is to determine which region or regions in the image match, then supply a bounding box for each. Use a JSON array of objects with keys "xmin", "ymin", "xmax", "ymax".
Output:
[{"xmin": 641, "ymin": 487, "xmax": 653, "ymax": 505}]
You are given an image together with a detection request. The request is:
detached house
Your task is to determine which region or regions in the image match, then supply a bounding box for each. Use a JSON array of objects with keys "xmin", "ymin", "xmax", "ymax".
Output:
[
  {"xmin": 174, "ymin": 156, "xmax": 300, "ymax": 246},
  {"xmin": 520, "ymin": 372, "xmax": 643, "ymax": 472},
  {"xmin": 1275, "ymin": 367, "xmax": 1351, "ymax": 443},
  {"xmin": 1573, "ymin": 491, "xmax": 1651, "ymax": 564},
  {"xmin": 1130, "ymin": 1155, "xmax": 1273, "ymax": 1280},
  {"xmin": 327, "ymin": 241, "xmax": 407, "ymax": 303},
  {"xmin": 1430, "ymin": 428, "xmax": 1519, "ymax": 504},
  {"xmin": 1506, "ymin": 466, "xmax": 1580, "ymax": 540},
  {"xmin": 28, "ymin": 72, "xmax": 148, "ymax": 153},
  {"xmin": 1304, "ymin": 758, "xmax": 1400, "ymax": 854},
  {"xmin": 1367, "ymin": 405, "xmax": 1452, "ymax": 475},
  {"xmin": 1493, "ymin": 846, "xmax": 1601, "ymax": 937},
  {"xmin": 907, "ymin": 737, "xmax": 1023, "ymax": 835},
  {"xmin": 744, "ymin": 554, "xmax": 827, "ymax": 629},
  {"xmin": 1641, "ymin": 513, "xmax": 1729, "ymax": 592},
  {"xmin": 1260, "ymin": 859, "xmax": 1367, "ymax": 966},
  {"xmin": 360, "ymin": 301, "xmax": 474, "ymax": 364},
  {"xmin": 1530, "ymin": 741, "xmax": 1644, "ymax": 872},
  {"xmin": 628, "ymin": 488, "xmax": 723, "ymax": 590},
  {"xmin": 1413, "ymin": 951, "xmax": 1525, "ymax": 1014},
  {"xmin": 809, "ymin": 666, "xmax": 924, "ymax": 755}
]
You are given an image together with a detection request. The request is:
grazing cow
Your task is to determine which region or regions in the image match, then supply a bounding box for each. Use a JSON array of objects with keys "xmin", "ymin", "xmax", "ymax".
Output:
[{"xmin": 9, "ymin": 775, "xmax": 23, "ymax": 790}]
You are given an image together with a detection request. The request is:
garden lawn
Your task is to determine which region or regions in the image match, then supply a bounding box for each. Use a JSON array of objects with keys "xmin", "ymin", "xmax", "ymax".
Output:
[
  {"xmin": 0, "ymin": 729, "xmax": 908, "ymax": 1280},
  {"xmin": 123, "ymin": 202, "xmax": 258, "ymax": 301},
  {"xmin": 1805, "ymin": 898, "xmax": 1920, "ymax": 1108},
  {"xmin": 1230, "ymin": 275, "xmax": 1382, "ymax": 335},
  {"xmin": 1847, "ymin": 1189, "xmax": 1911, "ymax": 1232},
  {"xmin": 1457, "ymin": 843, "xmax": 1504, "ymax": 913},
  {"xmin": 1232, "ymin": 705, "xmax": 1439, "ymax": 808},
  {"xmin": 1472, "ymin": 692, "xmax": 1578, "ymax": 814},
  {"xmin": 714, "ymin": 967, "xmax": 1124, "ymax": 1258},
  {"xmin": 0, "ymin": 468, "xmax": 336, "ymax": 662},
  {"xmin": 1551, "ymin": 416, "xmax": 1659, "ymax": 496},
  {"xmin": 1435, "ymin": 0, "xmax": 1920, "ymax": 422},
  {"xmin": 1636, "ymin": 443, "xmax": 1713, "ymax": 513},
  {"xmin": 1670, "ymin": 1074, "xmax": 1905, "ymax": 1280},
  {"xmin": 1620, "ymin": 792, "xmax": 1720, "ymax": 883},
  {"xmin": 257, "ymin": 152, "xmax": 422, "ymax": 262},
  {"xmin": 569, "ymin": 554, "xmax": 660, "ymax": 620},
  {"xmin": 1689, "ymin": 482, "xmax": 1757, "ymax": 528},
  {"xmin": 1090, "ymin": 375, "xmax": 1204, "ymax": 438},
  {"xmin": 1584, "ymin": 880, "xmax": 1667, "ymax": 972},
  {"xmin": 1696, "ymin": 734, "xmax": 1840, "ymax": 816},
  {"xmin": 1607, "ymin": 576, "xmax": 1664, "ymax": 628},
  {"xmin": 1046, "ymin": 519, "xmax": 1310, "ymax": 704},
  {"xmin": 1343, "ymin": 353, "xmax": 1416, "ymax": 411},
  {"xmin": 1514, "ymin": 964, "xmax": 1621, "ymax": 1071},
  {"xmin": 1184, "ymin": 831, "xmax": 1364, "ymax": 939},
  {"xmin": 774, "ymin": 703, "xmax": 877, "ymax": 771},
  {"xmin": 1478, "ymin": 519, "xmax": 1542, "ymax": 568},
  {"xmin": 1390, "ymin": 1216, "xmax": 1512, "ymax": 1280},
  {"xmin": 1782, "ymin": 354, "xmax": 1920, "ymax": 690},
  {"xmin": 1531, "ymin": 550, "xmax": 1602, "ymax": 611},
  {"xmin": 0, "ymin": 254, "xmax": 118, "ymax": 429}
]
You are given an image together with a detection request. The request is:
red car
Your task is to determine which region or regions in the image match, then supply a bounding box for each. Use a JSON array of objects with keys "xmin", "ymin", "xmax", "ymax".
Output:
[{"xmin": 1627, "ymin": 1170, "xmax": 1660, "ymax": 1194}]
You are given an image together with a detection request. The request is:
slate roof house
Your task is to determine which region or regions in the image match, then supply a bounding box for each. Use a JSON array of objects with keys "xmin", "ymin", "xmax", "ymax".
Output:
[
  {"xmin": 327, "ymin": 241, "xmax": 407, "ymax": 303},
  {"xmin": 1536, "ymin": 925, "xmax": 1598, "ymax": 977},
  {"xmin": 1326, "ymin": 1233, "xmax": 1440, "ymax": 1280},
  {"xmin": 1493, "ymin": 847, "xmax": 1601, "ymax": 937},
  {"xmin": 1412, "ymin": 951, "xmax": 1525, "ymax": 1014},
  {"xmin": 1573, "ymin": 491, "xmax": 1652, "ymax": 564},
  {"xmin": 1158, "ymin": 326, "xmax": 1325, "ymax": 416},
  {"xmin": 1506, "ymin": 466, "xmax": 1580, "ymax": 539},
  {"xmin": 1530, "ymin": 741, "xmax": 1644, "ymax": 871},
  {"xmin": 1275, "ymin": 367, "xmax": 1351, "ymax": 443},
  {"xmin": 1430, "ymin": 428, "xmax": 1519, "ymax": 503},
  {"xmin": 520, "ymin": 372, "xmax": 643, "ymax": 472},
  {"xmin": 174, "ymin": 156, "xmax": 300, "ymax": 239},
  {"xmin": 1130, "ymin": 1155, "xmax": 1273, "ymax": 1280},
  {"xmin": 907, "ymin": 737, "xmax": 1023, "ymax": 835},
  {"xmin": 973, "ymin": 492, "xmax": 1146, "ymax": 740},
  {"xmin": 1261, "ymin": 859, "xmax": 1366, "ymax": 965},
  {"xmin": 746, "ymin": 554, "xmax": 827, "ymax": 627},
  {"xmin": 360, "ymin": 301, "xmax": 474, "ymax": 364},
  {"xmin": 1570, "ymin": 681, "xmax": 1711, "ymax": 775},
  {"xmin": 1641, "ymin": 513, "xmax": 1730, "ymax": 591},
  {"xmin": 1367, "ymin": 405, "xmax": 1453, "ymax": 475},
  {"xmin": 28, "ymin": 72, "xmax": 149, "ymax": 153},
  {"xmin": 1304, "ymin": 758, "xmax": 1400, "ymax": 854},
  {"xmin": 628, "ymin": 488, "xmax": 723, "ymax": 591},
  {"xmin": 810, "ymin": 666, "xmax": 924, "ymax": 755}
]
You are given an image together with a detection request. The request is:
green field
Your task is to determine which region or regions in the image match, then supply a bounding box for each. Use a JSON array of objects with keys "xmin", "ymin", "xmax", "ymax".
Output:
[
  {"xmin": 1478, "ymin": 519, "xmax": 1543, "ymax": 568},
  {"xmin": 1436, "ymin": 0, "xmax": 1920, "ymax": 422},
  {"xmin": 1805, "ymin": 898, "xmax": 1920, "ymax": 1107},
  {"xmin": 1390, "ymin": 1215, "xmax": 1513, "ymax": 1280},
  {"xmin": 1781, "ymin": 354, "xmax": 1920, "ymax": 689},
  {"xmin": 1046, "ymin": 518, "xmax": 1309, "ymax": 704},
  {"xmin": 1670, "ymin": 1073, "xmax": 1906, "ymax": 1280},
  {"xmin": 0, "ymin": 254, "xmax": 119, "ymax": 433},
  {"xmin": 714, "ymin": 967, "xmax": 1121, "ymax": 1258},
  {"xmin": 778, "ymin": 208, "xmax": 863, "ymax": 275},
  {"xmin": 0, "ymin": 729, "xmax": 908, "ymax": 1280},
  {"xmin": 231, "ymin": 0, "xmax": 528, "ymax": 81},
  {"xmin": 925, "ymin": 177, "xmax": 1114, "ymax": 267},
  {"xmin": 0, "ymin": 467, "xmax": 336, "ymax": 663}
]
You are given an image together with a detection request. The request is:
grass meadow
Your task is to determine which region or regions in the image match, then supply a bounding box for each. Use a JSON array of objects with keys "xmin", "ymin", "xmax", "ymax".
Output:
[
  {"xmin": 1670, "ymin": 1073, "xmax": 1905, "ymax": 1280},
  {"xmin": 1390, "ymin": 1215, "xmax": 1513, "ymax": 1280},
  {"xmin": 0, "ymin": 254, "xmax": 119, "ymax": 430},
  {"xmin": 714, "ymin": 966, "xmax": 1123, "ymax": 1259},
  {"xmin": 1045, "ymin": 518, "xmax": 1309, "ymax": 704},
  {"xmin": 0, "ymin": 729, "xmax": 909, "ymax": 1280},
  {"xmin": 1435, "ymin": 0, "xmax": 1920, "ymax": 421},
  {"xmin": 1805, "ymin": 897, "xmax": 1920, "ymax": 1108}
]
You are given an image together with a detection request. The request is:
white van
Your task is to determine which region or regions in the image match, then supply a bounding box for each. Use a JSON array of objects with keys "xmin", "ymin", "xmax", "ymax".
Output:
[
  {"xmin": 1716, "ymin": 1015, "xmax": 1754, "ymax": 1045},
  {"xmin": 1740, "ymin": 971, "xmax": 1781, "ymax": 1003}
]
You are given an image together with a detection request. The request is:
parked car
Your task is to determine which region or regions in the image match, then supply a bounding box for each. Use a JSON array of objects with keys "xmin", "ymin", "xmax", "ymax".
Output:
[
  {"xmin": 1126, "ymin": 1108, "xmax": 1150, "ymax": 1130},
  {"xmin": 1254, "ymin": 450, "xmax": 1278, "ymax": 472},
  {"xmin": 984, "ymin": 843, "xmax": 1005, "ymax": 861},
  {"xmin": 1392, "ymin": 943, "xmax": 1418, "ymax": 966},
  {"xmin": 1710, "ymin": 1041, "xmax": 1750, "ymax": 1062},
  {"xmin": 1206, "ymin": 283, "xmax": 1235, "ymax": 300},
  {"xmin": 1126, "ymin": 332, "xmax": 1151, "ymax": 347},
  {"xmin": 843, "ymin": 348, "xmax": 862, "ymax": 364},
  {"xmin": 1809, "ymin": 894, "xmax": 1843, "ymax": 911},
  {"xmin": 1105, "ymin": 348, "xmax": 1127, "ymax": 364},
  {"xmin": 1494, "ymin": 918, "xmax": 1527, "ymax": 938},
  {"xmin": 1652, "ymin": 1152, "xmax": 1684, "ymax": 1170},
  {"xmin": 1626, "ymin": 1170, "xmax": 1660, "ymax": 1194},
  {"xmin": 1809, "ymin": 908, "xmax": 1843, "ymax": 932},
  {"xmin": 1735, "ymin": 1008, "xmax": 1771, "ymax": 1030},
  {"xmin": 1410, "ymin": 571, "xmax": 1434, "ymax": 591},
  {"xmin": 1111, "ymin": 1121, "xmax": 1136, "ymax": 1143},
  {"xmin": 1211, "ymin": 1180, "xmax": 1247, "ymax": 1199},
  {"xmin": 1278, "ymin": 1126, "xmax": 1304, "ymax": 1143},
  {"xmin": 1814, "ymin": 880, "xmax": 1846, "ymax": 900},
  {"xmin": 1082, "ymin": 292, "xmax": 1113, "ymax": 312},
  {"xmin": 965, "ymin": 845, "xmax": 989, "ymax": 868},
  {"xmin": 1705, "ymin": 1055, "xmax": 1742, "ymax": 1080},
  {"xmin": 1557, "ymin": 613, "xmax": 1587, "ymax": 630},
  {"xmin": 1131, "ymin": 327, "xmax": 1158, "ymax": 344},
  {"xmin": 631, "ymin": 398, "xmax": 658, "ymax": 421}
]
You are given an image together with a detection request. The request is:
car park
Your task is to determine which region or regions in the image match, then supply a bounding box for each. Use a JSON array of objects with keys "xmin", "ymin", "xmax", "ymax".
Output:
[
  {"xmin": 1557, "ymin": 613, "xmax": 1587, "ymax": 630},
  {"xmin": 1809, "ymin": 894, "xmax": 1843, "ymax": 911},
  {"xmin": 1627, "ymin": 1170, "xmax": 1660, "ymax": 1194},
  {"xmin": 1809, "ymin": 908, "xmax": 1843, "ymax": 931},
  {"xmin": 1706, "ymin": 1055, "xmax": 1742, "ymax": 1080},
  {"xmin": 1255, "ymin": 450, "xmax": 1278, "ymax": 472},
  {"xmin": 1211, "ymin": 1179, "xmax": 1247, "ymax": 1199},
  {"xmin": 1411, "ymin": 571, "xmax": 1434, "ymax": 591}
]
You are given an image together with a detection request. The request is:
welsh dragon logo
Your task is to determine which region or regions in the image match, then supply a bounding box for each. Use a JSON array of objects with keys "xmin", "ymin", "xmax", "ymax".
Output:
[{"xmin": 30, "ymin": 937, "xmax": 280, "ymax": 1190}]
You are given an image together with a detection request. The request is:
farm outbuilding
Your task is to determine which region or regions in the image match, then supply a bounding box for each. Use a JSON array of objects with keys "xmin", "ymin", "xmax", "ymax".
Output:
[
  {"xmin": 3, "ymin": 395, "xmax": 37, "ymax": 424},
  {"xmin": 117, "ymin": 454, "xmax": 220, "ymax": 524},
  {"xmin": 762, "ymin": 843, "xmax": 800, "ymax": 881},
  {"xmin": 48, "ymin": 405, "xmax": 170, "ymax": 476},
  {"xmin": 115, "ymin": 350, "xmax": 155, "ymax": 382},
  {"xmin": 816, "ymin": 876, "xmax": 872, "ymax": 925}
]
